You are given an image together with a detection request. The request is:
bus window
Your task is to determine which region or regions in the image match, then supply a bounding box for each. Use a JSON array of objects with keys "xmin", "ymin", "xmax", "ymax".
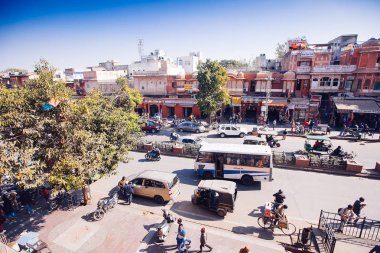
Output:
[
  {"xmin": 254, "ymin": 155, "xmax": 270, "ymax": 168},
  {"xmin": 241, "ymin": 154, "xmax": 255, "ymax": 166},
  {"xmin": 225, "ymin": 154, "xmax": 240, "ymax": 165},
  {"xmin": 197, "ymin": 152, "xmax": 214, "ymax": 163}
]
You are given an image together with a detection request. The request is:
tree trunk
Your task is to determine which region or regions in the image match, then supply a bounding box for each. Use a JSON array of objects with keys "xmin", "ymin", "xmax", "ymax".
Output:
[{"xmin": 82, "ymin": 185, "xmax": 91, "ymax": 205}]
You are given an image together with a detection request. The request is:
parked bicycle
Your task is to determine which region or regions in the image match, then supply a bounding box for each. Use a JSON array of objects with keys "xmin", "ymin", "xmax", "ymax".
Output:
[{"xmin": 93, "ymin": 192, "xmax": 118, "ymax": 221}]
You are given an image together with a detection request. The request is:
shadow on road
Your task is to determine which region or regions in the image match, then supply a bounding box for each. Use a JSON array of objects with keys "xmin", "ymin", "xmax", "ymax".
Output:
[
  {"xmin": 232, "ymin": 225, "xmax": 275, "ymax": 240},
  {"xmin": 248, "ymin": 206, "xmax": 264, "ymax": 218},
  {"xmin": 172, "ymin": 169, "xmax": 201, "ymax": 187},
  {"xmin": 170, "ymin": 201, "xmax": 224, "ymax": 221}
]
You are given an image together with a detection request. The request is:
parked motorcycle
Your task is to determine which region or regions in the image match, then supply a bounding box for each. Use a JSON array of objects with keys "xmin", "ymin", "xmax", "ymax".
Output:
[
  {"xmin": 93, "ymin": 192, "xmax": 118, "ymax": 221},
  {"xmin": 145, "ymin": 150, "xmax": 161, "ymax": 161},
  {"xmin": 156, "ymin": 209, "xmax": 175, "ymax": 242}
]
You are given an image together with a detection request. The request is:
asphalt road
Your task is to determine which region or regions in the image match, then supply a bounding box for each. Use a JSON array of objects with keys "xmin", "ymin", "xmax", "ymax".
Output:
[{"xmin": 143, "ymin": 124, "xmax": 380, "ymax": 169}]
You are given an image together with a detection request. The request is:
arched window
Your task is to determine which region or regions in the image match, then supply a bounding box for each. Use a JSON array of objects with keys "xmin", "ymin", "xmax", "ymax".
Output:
[
  {"xmin": 357, "ymin": 79, "xmax": 362, "ymax": 89},
  {"xmin": 320, "ymin": 77, "xmax": 330, "ymax": 86},
  {"xmin": 332, "ymin": 78, "xmax": 339, "ymax": 86}
]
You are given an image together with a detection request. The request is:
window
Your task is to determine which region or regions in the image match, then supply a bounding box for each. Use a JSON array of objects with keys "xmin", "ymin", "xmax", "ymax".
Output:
[
  {"xmin": 197, "ymin": 152, "xmax": 214, "ymax": 163},
  {"xmin": 152, "ymin": 180, "xmax": 165, "ymax": 188},
  {"xmin": 377, "ymin": 56, "xmax": 380, "ymax": 64},
  {"xmin": 364, "ymin": 79, "xmax": 371, "ymax": 89},
  {"xmin": 320, "ymin": 77, "xmax": 330, "ymax": 86},
  {"xmin": 172, "ymin": 82, "xmax": 177, "ymax": 88},
  {"xmin": 357, "ymin": 79, "xmax": 362, "ymax": 90},
  {"xmin": 225, "ymin": 154, "xmax": 241, "ymax": 165},
  {"xmin": 345, "ymin": 80, "xmax": 353, "ymax": 90},
  {"xmin": 225, "ymin": 127, "xmax": 231, "ymax": 130},
  {"xmin": 144, "ymin": 179, "xmax": 154, "ymax": 187},
  {"xmin": 374, "ymin": 82, "xmax": 380, "ymax": 90},
  {"xmin": 132, "ymin": 178, "xmax": 143, "ymax": 185},
  {"xmin": 332, "ymin": 78, "xmax": 339, "ymax": 86},
  {"xmin": 250, "ymin": 81, "xmax": 256, "ymax": 92}
]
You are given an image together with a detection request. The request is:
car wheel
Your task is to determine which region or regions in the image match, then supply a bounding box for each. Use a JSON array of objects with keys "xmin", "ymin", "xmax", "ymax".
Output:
[
  {"xmin": 203, "ymin": 171, "xmax": 213, "ymax": 180},
  {"xmin": 195, "ymin": 129, "xmax": 200, "ymax": 134},
  {"xmin": 239, "ymin": 133, "xmax": 245, "ymax": 138},
  {"xmin": 154, "ymin": 195, "xmax": 165, "ymax": 205},
  {"xmin": 151, "ymin": 129, "xmax": 156, "ymax": 133},
  {"xmin": 220, "ymin": 133, "xmax": 226, "ymax": 138},
  {"xmin": 179, "ymin": 128, "xmax": 184, "ymax": 132},
  {"xmin": 241, "ymin": 175, "xmax": 254, "ymax": 186},
  {"xmin": 216, "ymin": 208, "xmax": 227, "ymax": 217},
  {"xmin": 276, "ymin": 142, "xmax": 281, "ymax": 147}
]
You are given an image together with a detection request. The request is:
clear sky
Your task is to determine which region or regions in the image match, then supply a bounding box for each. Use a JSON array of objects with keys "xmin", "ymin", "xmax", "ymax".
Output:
[{"xmin": 1, "ymin": 0, "xmax": 379, "ymax": 71}]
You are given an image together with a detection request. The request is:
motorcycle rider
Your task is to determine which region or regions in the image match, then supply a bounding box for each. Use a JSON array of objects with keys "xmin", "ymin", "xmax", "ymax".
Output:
[
  {"xmin": 170, "ymin": 132, "xmax": 180, "ymax": 142},
  {"xmin": 266, "ymin": 135, "xmax": 274, "ymax": 147},
  {"xmin": 331, "ymin": 146, "xmax": 343, "ymax": 156},
  {"xmin": 273, "ymin": 189, "xmax": 286, "ymax": 210}
]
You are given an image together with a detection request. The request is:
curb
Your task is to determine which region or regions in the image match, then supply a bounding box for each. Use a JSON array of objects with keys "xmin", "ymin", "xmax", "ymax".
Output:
[{"xmin": 133, "ymin": 149, "xmax": 380, "ymax": 180}]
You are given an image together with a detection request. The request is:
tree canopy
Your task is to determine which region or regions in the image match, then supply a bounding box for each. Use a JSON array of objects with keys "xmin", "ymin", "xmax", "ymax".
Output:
[
  {"xmin": 219, "ymin": 59, "xmax": 248, "ymax": 69},
  {"xmin": 275, "ymin": 42, "xmax": 288, "ymax": 61},
  {"xmin": 0, "ymin": 60, "xmax": 142, "ymax": 193},
  {"xmin": 196, "ymin": 60, "xmax": 229, "ymax": 120},
  {"xmin": 1, "ymin": 68, "xmax": 28, "ymax": 74}
]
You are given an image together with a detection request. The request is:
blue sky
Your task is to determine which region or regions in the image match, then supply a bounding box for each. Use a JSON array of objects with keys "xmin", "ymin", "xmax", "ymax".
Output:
[{"xmin": 1, "ymin": 0, "xmax": 379, "ymax": 71}]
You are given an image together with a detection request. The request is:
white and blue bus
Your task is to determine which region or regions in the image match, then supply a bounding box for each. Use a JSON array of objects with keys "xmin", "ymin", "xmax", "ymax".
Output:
[{"xmin": 194, "ymin": 143, "xmax": 273, "ymax": 185}]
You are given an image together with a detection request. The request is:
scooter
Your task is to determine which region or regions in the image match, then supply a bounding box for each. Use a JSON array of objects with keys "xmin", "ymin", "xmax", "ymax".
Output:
[
  {"xmin": 145, "ymin": 150, "xmax": 161, "ymax": 161},
  {"xmin": 156, "ymin": 209, "xmax": 175, "ymax": 242},
  {"xmin": 93, "ymin": 192, "xmax": 118, "ymax": 221}
]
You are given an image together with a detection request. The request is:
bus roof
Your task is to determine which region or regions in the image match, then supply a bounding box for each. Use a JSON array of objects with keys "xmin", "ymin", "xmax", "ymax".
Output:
[{"xmin": 199, "ymin": 143, "xmax": 272, "ymax": 156}]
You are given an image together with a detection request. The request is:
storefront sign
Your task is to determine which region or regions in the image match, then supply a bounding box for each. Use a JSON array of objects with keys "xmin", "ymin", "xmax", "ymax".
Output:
[
  {"xmin": 231, "ymin": 97, "xmax": 241, "ymax": 106},
  {"xmin": 300, "ymin": 50, "xmax": 314, "ymax": 58},
  {"xmin": 312, "ymin": 65, "xmax": 356, "ymax": 73},
  {"xmin": 296, "ymin": 66, "xmax": 311, "ymax": 73},
  {"xmin": 184, "ymin": 84, "xmax": 193, "ymax": 91}
]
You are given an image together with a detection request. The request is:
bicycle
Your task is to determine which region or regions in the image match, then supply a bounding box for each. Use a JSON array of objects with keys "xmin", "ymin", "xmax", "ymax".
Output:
[{"xmin": 257, "ymin": 215, "xmax": 296, "ymax": 235}]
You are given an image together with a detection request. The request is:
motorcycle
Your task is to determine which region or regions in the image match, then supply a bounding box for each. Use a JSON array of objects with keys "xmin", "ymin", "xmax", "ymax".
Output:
[
  {"xmin": 156, "ymin": 209, "xmax": 175, "ymax": 242},
  {"xmin": 93, "ymin": 192, "xmax": 118, "ymax": 221},
  {"xmin": 268, "ymin": 139, "xmax": 281, "ymax": 148},
  {"xmin": 145, "ymin": 150, "xmax": 161, "ymax": 161}
]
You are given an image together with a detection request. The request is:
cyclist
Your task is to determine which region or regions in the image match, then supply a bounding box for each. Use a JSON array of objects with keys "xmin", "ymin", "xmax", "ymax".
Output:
[{"xmin": 272, "ymin": 189, "xmax": 285, "ymax": 210}]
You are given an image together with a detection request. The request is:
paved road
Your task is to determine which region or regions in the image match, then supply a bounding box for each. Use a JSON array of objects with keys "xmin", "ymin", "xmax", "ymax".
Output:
[{"xmin": 143, "ymin": 124, "xmax": 380, "ymax": 169}]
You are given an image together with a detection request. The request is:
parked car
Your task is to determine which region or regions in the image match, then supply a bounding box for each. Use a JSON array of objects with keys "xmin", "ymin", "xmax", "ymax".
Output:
[
  {"xmin": 141, "ymin": 121, "xmax": 161, "ymax": 133},
  {"xmin": 128, "ymin": 170, "xmax": 180, "ymax": 204},
  {"xmin": 217, "ymin": 124, "xmax": 248, "ymax": 138},
  {"xmin": 177, "ymin": 121, "xmax": 205, "ymax": 133},
  {"xmin": 191, "ymin": 180, "xmax": 237, "ymax": 217},
  {"xmin": 178, "ymin": 136, "xmax": 207, "ymax": 146}
]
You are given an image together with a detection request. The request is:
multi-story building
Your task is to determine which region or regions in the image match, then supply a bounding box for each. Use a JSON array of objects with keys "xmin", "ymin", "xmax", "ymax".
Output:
[
  {"xmin": 83, "ymin": 67, "xmax": 126, "ymax": 95},
  {"xmin": 1, "ymin": 72, "xmax": 38, "ymax": 88},
  {"xmin": 176, "ymin": 52, "xmax": 202, "ymax": 74},
  {"xmin": 329, "ymin": 34, "xmax": 358, "ymax": 65}
]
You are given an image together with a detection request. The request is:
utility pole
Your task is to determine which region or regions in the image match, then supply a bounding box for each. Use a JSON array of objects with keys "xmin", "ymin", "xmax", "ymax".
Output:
[{"xmin": 264, "ymin": 72, "xmax": 272, "ymax": 126}]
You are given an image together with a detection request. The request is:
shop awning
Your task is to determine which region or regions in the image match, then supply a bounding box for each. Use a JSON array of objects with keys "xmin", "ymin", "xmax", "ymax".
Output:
[
  {"xmin": 262, "ymin": 99, "xmax": 288, "ymax": 107},
  {"xmin": 334, "ymin": 99, "xmax": 380, "ymax": 114}
]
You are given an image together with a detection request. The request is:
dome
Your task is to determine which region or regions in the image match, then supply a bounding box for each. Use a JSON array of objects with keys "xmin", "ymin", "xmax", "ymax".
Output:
[
  {"xmin": 362, "ymin": 38, "xmax": 380, "ymax": 47},
  {"xmin": 283, "ymin": 71, "xmax": 296, "ymax": 79},
  {"xmin": 237, "ymin": 71, "xmax": 244, "ymax": 78},
  {"xmin": 256, "ymin": 71, "xmax": 271, "ymax": 80}
]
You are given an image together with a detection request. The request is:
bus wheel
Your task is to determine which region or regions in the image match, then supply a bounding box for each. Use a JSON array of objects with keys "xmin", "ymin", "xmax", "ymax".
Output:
[
  {"xmin": 203, "ymin": 171, "xmax": 213, "ymax": 180},
  {"xmin": 241, "ymin": 175, "xmax": 254, "ymax": 186}
]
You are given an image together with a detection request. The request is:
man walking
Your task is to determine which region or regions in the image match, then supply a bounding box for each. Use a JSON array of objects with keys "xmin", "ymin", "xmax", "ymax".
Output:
[
  {"xmin": 353, "ymin": 197, "xmax": 366, "ymax": 223},
  {"xmin": 272, "ymin": 119, "xmax": 277, "ymax": 130},
  {"xmin": 198, "ymin": 227, "xmax": 212, "ymax": 252},
  {"xmin": 124, "ymin": 181, "xmax": 134, "ymax": 204},
  {"xmin": 337, "ymin": 205, "xmax": 355, "ymax": 233}
]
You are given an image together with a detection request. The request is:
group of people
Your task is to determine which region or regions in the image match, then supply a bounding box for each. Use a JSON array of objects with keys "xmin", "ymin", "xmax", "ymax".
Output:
[
  {"xmin": 117, "ymin": 177, "xmax": 134, "ymax": 204},
  {"xmin": 175, "ymin": 218, "xmax": 212, "ymax": 253},
  {"xmin": 337, "ymin": 197, "xmax": 366, "ymax": 233},
  {"xmin": 229, "ymin": 113, "xmax": 241, "ymax": 124}
]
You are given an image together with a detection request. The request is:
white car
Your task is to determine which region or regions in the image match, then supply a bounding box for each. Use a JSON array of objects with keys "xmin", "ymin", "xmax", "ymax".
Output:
[
  {"xmin": 178, "ymin": 136, "xmax": 207, "ymax": 146},
  {"xmin": 217, "ymin": 124, "xmax": 248, "ymax": 138}
]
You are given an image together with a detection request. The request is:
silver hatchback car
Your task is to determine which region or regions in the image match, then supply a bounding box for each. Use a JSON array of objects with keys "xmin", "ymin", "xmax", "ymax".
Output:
[{"xmin": 177, "ymin": 121, "xmax": 205, "ymax": 133}]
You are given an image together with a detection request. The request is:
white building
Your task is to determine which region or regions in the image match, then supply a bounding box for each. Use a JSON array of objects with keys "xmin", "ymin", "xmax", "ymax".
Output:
[
  {"xmin": 83, "ymin": 68, "xmax": 126, "ymax": 95},
  {"xmin": 176, "ymin": 52, "xmax": 202, "ymax": 74}
]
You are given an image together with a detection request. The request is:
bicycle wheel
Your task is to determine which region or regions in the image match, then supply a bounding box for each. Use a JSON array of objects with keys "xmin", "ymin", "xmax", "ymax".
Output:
[
  {"xmin": 281, "ymin": 222, "xmax": 296, "ymax": 235},
  {"xmin": 257, "ymin": 217, "xmax": 272, "ymax": 229},
  {"xmin": 93, "ymin": 209, "xmax": 105, "ymax": 221}
]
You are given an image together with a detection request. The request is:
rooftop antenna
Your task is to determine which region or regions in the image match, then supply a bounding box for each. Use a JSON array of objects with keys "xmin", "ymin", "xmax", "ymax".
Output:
[{"xmin": 138, "ymin": 39, "xmax": 144, "ymax": 58}]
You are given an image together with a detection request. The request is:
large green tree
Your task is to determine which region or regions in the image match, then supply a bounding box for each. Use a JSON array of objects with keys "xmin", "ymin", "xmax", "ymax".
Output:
[
  {"xmin": 0, "ymin": 60, "xmax": 142, "ymax": 199},
  {"xmin": 196, "ymin": 59, "xmax": 229, "ymax": 122}
]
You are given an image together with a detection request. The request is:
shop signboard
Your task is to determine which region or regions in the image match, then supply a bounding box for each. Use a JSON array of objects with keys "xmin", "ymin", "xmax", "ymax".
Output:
[
  {"xmin": 300, "ymin": 50, "xmax": 314, "ymax": 58},
  {"xmin": 231, "ymin": 97, "xmax": 241, "ymax": 106},
  {"xmin": 312, "ymin": 65, "xmax": 356, "ymax": 73},
  {"xmin": 184, "ymin": 84, "xmax": 193, "ymax": 91}
]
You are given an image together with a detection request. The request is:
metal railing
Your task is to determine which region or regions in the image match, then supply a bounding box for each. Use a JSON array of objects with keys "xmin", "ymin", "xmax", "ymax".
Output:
[
  {"xmin": 319, "ymin": 210, "xmax": 380, "ymax": 242},
  {"xmin": 318, "ymin": 210, "xmax": 337, "ymax": 253}
]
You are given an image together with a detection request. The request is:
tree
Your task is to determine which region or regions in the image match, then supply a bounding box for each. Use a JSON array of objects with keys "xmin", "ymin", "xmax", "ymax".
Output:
[
  {"xmin": 219, "ymin": 59, "xmax": 248, "ymax": 68},
  {"xmin": 1, "ymin": 68, "xmax": 28, "ymax": 73},
  {"xmin": 197, "ymin": 60, "xmax": 230, "ymax": 122},
  {"xmin": 0, "ymin": 60, "xmax": 142, "ymax": 202},
  {"xmin": 275, "ymin": 42, "xmax": 288, "ymax": 61}
]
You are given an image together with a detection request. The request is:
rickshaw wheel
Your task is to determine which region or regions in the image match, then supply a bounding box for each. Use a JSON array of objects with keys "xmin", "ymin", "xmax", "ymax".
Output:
[
  {"xmin": 281, "ymin": 222, "xmax": 296, "ymax": 235},
  {"xmin": 257, "ymin": 217, "xmax": 272, "ymax": 229},
  {"xmin": 216, "ymin": 208, "xmax": 227, "ymax": 217}
]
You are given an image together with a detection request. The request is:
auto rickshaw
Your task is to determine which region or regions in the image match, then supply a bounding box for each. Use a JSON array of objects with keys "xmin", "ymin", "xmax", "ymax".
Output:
[
  {"xmin": 304, "ymin": 135, "xmax": 333, "ymax": 154},
  {"xmin": 191, "ymin": 180, "xmax": 237, "ymax": 217}
]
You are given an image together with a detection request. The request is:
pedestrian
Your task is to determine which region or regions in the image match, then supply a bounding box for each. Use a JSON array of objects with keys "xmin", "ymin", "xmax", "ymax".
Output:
[
  {"xmin": 339, "ymin": 124, "xmax": 347, "ymax": 136},
  {"xmin": 118, "ymin": 176, "xmax": 127, "ymax": 196},
  {"xmin": 283, "ymin": 129, "xmax": 288, "ymax": 140},
  {"xmin": 291, "ymin": 121, "xmax": 296, "ymax": 133},
  {"xmin": 124, "ymin": 181, "xmax": 134, "ymax": 204},
  {"xmin": 40, "ymin": 186, "xmax": 50, "ymax": 208},
  {"xmin": 9, "ymin": 191, "xmax": 19, "ymax": 211},
  {"xmin": 337, "ymin": 204, "xmax": 355, "ymax": 233},
  {"xmin": 176, "ymin": 218, "xmax": 183, "ymax": 249},
  {"xmin": 1, "ymin": 193, "xmax": 16, "ymax": 219},
  {"xmin": 272, "ymin": 119, "xmax": 277, "ymax": 130},
  {"xmin": 309, "ymin": 120, "xmax": 314, "ymax": 132},
  {"xmin": 178, "ymin": 223, "xmax": 191, "ymax": 250},
  {"xmin": 0, "ymin": 205, "xmax": 5, "ymax": 232},
  {"xmin": 353, "ymin": 197, "xmax": 366, "ymax": 223},
  {"xmin": 198, "ymin": 227, "xmax": 212, "ymax": 252},
  {"xmin": 239, "ymin": 246, "xmax": 250, "ymax": 253}
]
